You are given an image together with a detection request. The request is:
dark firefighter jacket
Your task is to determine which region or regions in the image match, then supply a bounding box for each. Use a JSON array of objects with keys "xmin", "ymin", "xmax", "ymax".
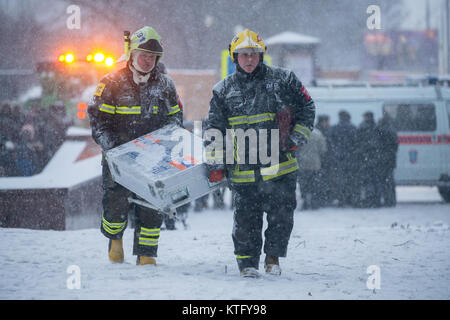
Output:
[
  {"xmin": 204, "ymin": 63, "xmax": 315, "ymax": 185},
  {"xmin": 87, "ymin": 64, "xmax": 182, "ymax": 152}
]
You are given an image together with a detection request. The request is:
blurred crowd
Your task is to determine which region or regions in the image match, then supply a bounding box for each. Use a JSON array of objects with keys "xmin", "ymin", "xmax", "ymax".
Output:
[
  {"xmin": 0, "ymin": 101, "xmax": 73, "ymax": 177},
  {"xmin": 167, "ymin": 110, "xmax": 400, "ymax": 231},
  {"xmin": 297, "ymin": 110, "xmax": 399, "ymax": 210}
]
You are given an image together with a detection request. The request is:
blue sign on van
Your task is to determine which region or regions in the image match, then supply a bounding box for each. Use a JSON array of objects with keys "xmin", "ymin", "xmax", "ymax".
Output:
[{"xmin": 409, "ymin": 150, "xmax": 418, "ymax": 164}]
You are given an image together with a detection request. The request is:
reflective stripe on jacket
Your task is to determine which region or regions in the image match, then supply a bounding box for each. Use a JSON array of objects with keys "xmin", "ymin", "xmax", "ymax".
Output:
[{"xmin": 88, "ymin": 64, "xmax": 182, "ymax": 151}]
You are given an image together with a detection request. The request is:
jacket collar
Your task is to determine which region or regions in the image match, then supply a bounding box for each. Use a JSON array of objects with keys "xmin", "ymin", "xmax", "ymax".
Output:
[
  {"xmin": 125, "ymin": 62, "xmax": 160, "ymax": 86},
  {"xmin": 235, "ymin": 62, "xmax": 266, "ymax": 82}
]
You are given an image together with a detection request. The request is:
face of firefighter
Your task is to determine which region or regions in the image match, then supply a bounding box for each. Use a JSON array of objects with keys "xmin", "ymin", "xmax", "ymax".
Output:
[
  {"xmin": 237, "ymin": 51, "xmax": 260, "ymax": 73},
  {"xmin": 133, "ymin": 50, "xmax": 158, "ymax": 73}
]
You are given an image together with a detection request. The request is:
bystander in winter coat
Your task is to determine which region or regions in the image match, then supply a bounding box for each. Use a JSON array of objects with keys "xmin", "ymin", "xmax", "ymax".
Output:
[
  {"xmin": 297, "ymin": 128, "xmax": 327, "ymax": 210},
  {"xmin": 355, "ymin": 111, "xmax": 381, "ymax": 207},
  {"xmin": 330, "ymin": 110, "xmax": 358, "ymax": 207},
  {"xmin": 375, "ymin": 113, "xmax": 398, "ymax": 207}
]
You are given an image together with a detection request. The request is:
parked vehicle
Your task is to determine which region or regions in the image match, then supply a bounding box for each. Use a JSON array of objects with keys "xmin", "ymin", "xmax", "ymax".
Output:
[{"xmin": 308, "ymin": 84, "xmax": 450, "ymax": 202}]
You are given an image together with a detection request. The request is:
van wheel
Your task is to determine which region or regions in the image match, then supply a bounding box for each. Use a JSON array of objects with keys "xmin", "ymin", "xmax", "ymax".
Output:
[{"xmin": 438, "ymin": 187, "xmax": 450, "ymax": 203}]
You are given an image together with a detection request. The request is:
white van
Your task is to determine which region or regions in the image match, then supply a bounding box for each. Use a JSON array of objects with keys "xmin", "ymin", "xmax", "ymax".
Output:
[{"xmin": 308, "ymin": 84, "xmax": 450, "ymax": 202}]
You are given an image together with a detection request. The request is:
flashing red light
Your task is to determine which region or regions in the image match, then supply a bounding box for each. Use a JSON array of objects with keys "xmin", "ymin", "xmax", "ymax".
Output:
[{"xmin": 77, "ymin": 102, "xmax": 87, "ymax": 119}]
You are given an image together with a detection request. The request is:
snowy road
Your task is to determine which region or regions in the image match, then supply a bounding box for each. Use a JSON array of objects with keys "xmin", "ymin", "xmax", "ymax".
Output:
[{"xmin": 0, "ymin": 187, "xmax": 449, "ymax": 300}]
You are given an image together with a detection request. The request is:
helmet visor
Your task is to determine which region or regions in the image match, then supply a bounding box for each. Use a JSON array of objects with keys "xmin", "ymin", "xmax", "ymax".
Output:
[
  {"xmin": 136, "ymin": 38, "xmax": 163, "ymax": 56},
  {"xmin": 234, "ymin": 47, "xmax": 263, "ymax": 54}
]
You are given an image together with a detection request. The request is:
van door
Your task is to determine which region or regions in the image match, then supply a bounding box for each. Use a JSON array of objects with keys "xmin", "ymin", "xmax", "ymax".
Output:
[
  {"xmin": 383, "ymin": 103, "xmax": 440, "ymax": 185},
  {"xmin": 437, "ymin": 102, "xmax": 450, "ymax": 202},
  {"xmin": 444, "ymin": 102, "xmax": 450, "ymax": 178}
]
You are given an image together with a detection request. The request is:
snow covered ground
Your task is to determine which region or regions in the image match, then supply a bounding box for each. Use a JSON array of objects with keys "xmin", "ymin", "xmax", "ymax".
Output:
[{"xmin": 0, "ymin": 186, "xmax": 449, "ymax": 300}]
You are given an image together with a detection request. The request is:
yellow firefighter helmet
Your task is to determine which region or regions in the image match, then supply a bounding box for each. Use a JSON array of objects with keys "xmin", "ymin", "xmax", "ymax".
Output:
[{"xmin": 228, "ymin": 29, "xmax": 266, "ymax": 63}]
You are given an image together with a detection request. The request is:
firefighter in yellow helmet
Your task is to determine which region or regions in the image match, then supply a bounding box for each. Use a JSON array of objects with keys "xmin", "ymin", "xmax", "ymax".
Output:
[
  {"xmin": 204, "ymin": 29, "xmax": 315, "ymax": 277},
  {"xmin": 88, "ymin": 26, "xmax": 183, "ymax": 266}
]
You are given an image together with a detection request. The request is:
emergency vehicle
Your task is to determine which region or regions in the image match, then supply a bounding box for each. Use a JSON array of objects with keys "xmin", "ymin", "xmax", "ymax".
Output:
[
  {"xmin": 0, "ymin": 44, "xmax": 123, "ymax": 230},
  {"xmin": 35, "ymin": 42, "xmax": 123, "ymax": 125},
  {"xmin": 308, "ymin": 83, "xmax": 450, "ymax": 202}
]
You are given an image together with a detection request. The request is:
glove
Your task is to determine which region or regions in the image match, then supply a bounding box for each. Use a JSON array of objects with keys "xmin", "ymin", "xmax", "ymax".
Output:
[
  {"xmin": 281, "ymin": 136, "xmax": 297, "ymax": 152},
  {"xmin": 209, "ymin": 169, "xmax": 224, "ymax": 183},
  {"xmin": 97, "ymin": 132, "xmax": 117, "ymax": 151}
]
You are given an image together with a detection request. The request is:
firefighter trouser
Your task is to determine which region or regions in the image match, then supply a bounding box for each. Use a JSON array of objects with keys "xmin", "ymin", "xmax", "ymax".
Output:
[
  {"xmin": 231, "ymin": 174, "xmax": 297, "ymax": 271},
  {"xmin": 100, "ymin": 162, "xmax": 163, "ymax": 257}
]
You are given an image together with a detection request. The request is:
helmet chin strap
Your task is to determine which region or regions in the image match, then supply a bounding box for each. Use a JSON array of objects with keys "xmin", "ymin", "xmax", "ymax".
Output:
[
  {"xmin": 131, "ymin": 51, "xmax": 153, "ymax": 74},
  {"xmin": 129, "ymin": 51, "xmax": 153, "ymax": 84},
  {"xmin": 129, "ymin": 63, "xmax": 151, "ymax": 85}
]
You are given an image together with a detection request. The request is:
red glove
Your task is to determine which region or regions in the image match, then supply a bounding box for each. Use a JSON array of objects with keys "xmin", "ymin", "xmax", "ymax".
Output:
[
  {"xmin": 209, "ymin": 169, "xmax": 224, "ymax": 183},
  {"xmin": 289, "ymin": 145, "xmax": 298, "ymax": 151}
]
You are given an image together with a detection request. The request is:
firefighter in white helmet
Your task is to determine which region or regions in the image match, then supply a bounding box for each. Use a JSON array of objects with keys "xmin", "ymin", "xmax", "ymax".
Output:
[{"xmin": 88, "ymin": 26, "xmax": 183, "ymax": 266}]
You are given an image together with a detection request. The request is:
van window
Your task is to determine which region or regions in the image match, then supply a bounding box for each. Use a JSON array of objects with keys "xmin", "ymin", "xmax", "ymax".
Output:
[{"xmin": 383, "ymin": 103, "xmax": 436, "ymax": 131}]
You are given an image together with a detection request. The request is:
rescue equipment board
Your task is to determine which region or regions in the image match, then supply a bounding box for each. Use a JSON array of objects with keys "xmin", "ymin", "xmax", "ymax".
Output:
[{"xmin": 105, "ymin": 124, "xmax": 225, "ymax": 217}]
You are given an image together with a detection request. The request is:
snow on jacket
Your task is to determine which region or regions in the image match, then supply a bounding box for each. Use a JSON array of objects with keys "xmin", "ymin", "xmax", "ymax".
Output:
[
  {"xmin": 87, "ymin": 63, "xmax": 182, "ymax": 151},
  {"xmin": 204, "ymin": 63, "xmax": 315, "ymax": 184},
  {"xmin": 297, "ymin": 128, "xmax": 327, "ymax": 172}
]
